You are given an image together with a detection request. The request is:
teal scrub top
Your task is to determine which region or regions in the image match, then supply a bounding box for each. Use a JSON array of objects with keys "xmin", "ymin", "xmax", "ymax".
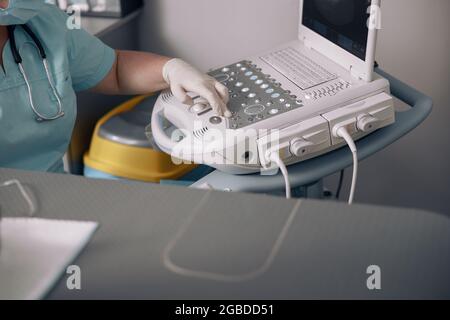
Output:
[{"xmin": 0, "ymin": 4, "xmax": 116, "ymax": 173}]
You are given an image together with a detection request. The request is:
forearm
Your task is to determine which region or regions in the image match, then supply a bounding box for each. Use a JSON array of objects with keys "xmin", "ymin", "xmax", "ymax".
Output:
[
  {"xmin": 92, "ymin": 50, "xmax": 171, "ymax": 95},
  {"xmin": 91, "ymin": 50, "xmax": 230, "ymax": 116}
]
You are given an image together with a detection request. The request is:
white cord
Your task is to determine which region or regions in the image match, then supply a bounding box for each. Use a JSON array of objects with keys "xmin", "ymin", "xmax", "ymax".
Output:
[
  {"xmin": 336, "ymin": 127, "xmax": 358, "ymax": 205},
  {"xmin": 269, "ymin": 152, "xmax": 291, "ymax": 199},
  {"xmin": 1, "ymin": 179, "xmax": 36, "ymax": 217}
]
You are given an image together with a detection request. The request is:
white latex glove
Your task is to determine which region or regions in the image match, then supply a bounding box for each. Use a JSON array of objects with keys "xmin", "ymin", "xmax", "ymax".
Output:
[{"xmin": 163, "ymin": 58, "xmax": 232, "ymax": 118}]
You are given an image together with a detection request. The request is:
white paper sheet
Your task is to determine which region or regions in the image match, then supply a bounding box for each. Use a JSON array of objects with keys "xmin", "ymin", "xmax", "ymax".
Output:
[{"xmin": 0, "ymin": 218, "xmax": 98, "ymax": 300}]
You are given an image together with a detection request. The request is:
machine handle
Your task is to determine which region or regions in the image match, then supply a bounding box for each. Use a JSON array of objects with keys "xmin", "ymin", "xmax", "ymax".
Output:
[
  {"xmin": 191, "ymin": 69, "xmax": 433, "ymax": 193},
  {"xmin": 150, "ymin": 102, "xmax": 178, "ymax": 154}
]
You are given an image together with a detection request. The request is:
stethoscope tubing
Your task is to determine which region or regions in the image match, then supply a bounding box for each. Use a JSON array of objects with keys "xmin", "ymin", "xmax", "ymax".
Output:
[{"xmin": 6, "ymin": 24, "xmax": 64, "ymax": 122}]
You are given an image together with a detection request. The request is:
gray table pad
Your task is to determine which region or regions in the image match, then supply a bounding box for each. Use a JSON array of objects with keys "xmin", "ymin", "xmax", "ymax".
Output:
[{"xmin": 0, "ymin": 168, "xmax": 449, "ymax": 299}]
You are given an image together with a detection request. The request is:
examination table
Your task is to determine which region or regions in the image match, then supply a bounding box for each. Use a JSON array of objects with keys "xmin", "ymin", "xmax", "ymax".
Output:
[{"xmin": 0, "ymin": 168, "xmax": 449, "ymax": 299}]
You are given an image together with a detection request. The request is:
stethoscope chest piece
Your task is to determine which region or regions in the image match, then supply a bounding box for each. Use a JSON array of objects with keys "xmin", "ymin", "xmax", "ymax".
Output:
[{"xmin": 7, "ymin": 24, "xmax": 65, "ymax": 122}]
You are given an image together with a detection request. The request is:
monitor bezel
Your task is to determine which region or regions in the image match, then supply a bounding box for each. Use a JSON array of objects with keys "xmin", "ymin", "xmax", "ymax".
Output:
[{"xmin": 298, "ymin": 0, "xmax": 380, "ymax": 82}]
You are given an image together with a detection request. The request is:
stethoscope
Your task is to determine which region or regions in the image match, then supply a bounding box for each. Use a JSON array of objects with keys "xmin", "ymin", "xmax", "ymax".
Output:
[{"xmin": 7, "ymin": 24, "xmax": 64, "ymax": 122}]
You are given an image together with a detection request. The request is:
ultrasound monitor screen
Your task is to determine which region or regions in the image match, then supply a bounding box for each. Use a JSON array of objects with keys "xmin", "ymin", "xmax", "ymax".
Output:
[{"xmin": 302, "ymin": 0, "xmax": 372, "ymax": 60}]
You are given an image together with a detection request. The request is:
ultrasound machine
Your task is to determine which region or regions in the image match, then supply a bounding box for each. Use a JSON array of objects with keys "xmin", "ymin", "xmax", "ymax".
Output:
[{"xmin": 151, "ymin": 0, "xmax": 396, "ymax": 202}]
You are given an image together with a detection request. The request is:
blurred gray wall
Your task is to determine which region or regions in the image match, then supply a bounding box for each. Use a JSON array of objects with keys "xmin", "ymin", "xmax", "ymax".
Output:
[{"xmin": 137, "ymin": 0, "xmax": 450, "ymax": 214}]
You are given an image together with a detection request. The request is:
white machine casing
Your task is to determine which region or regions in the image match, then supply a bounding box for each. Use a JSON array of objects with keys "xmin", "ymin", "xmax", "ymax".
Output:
[{"xmin": 151, "ymin": 0, "xmax": 395, "ymax": 174}]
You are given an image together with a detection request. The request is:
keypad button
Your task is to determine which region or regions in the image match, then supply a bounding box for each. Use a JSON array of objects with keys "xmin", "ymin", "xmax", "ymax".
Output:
[
  {"xmin": 271, "ymin": 93, "xmax": 281, "ymax": 98},
  {"xmin": 261, "ymin": 84, "xmax": 269, "ymax": 89},
  {"xmin": 222, "ymin": 67, "xmax": 230, "ymax": 72},
  {"xmin": 250, "ymin": 75, "xmax": 258, "ymax": 81},
  {"xmin": 235, "ymin": 82, "xmax": 243, "ymax": 87},
  {"xmin": 209, "ymin": 116, "xmax": 222, "ymax": 124},
  {"xmin": 269, "ymin": 108, "xmax": 279, "ymax": 115},
  {"xmin": 241, "ymin": 87, "xmax": 250, "ymax": 93},
  {"xmin": 265, "ymin": 88, "xmax": 274, "ymax": 94},
  {"xmin": 248, "ymin": 93, "xmax": 256, "ymax": 98},
  {"xmin": 255, "ymin": 79, "xmax": 264, "ymax": 85},
  {"xmin": 245, "ymin": 71, "xmax": 253, "ymax": 76}
]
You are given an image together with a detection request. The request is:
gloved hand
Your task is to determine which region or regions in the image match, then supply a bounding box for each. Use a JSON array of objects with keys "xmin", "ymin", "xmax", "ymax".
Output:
[{"xmin": 163, "ymin": 58, "xmax": 232, "ymax": 118}]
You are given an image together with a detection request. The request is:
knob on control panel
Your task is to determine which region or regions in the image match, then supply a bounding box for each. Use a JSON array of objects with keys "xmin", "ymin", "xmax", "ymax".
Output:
[
  {"xmin": 290, "ymin": 138, "xmax": 314, "ymax": 157},
  {"xmin": 209, "ymin": 116, "xmax": 222, "ymax": 124},
  {"xmin": 357, "ymin": 114, "xmax": 379, "ymax": 132}
]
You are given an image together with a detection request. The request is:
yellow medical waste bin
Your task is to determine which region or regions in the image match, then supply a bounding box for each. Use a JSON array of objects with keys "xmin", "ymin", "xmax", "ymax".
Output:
[{"xmin": 84, "ymin": 95, "xmax": 197, "ymax": 182}]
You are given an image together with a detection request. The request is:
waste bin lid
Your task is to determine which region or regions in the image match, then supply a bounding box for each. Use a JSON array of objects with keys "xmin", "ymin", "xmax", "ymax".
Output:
[{"xmin": 99, "ymin": 96, "xmax": 158, "ymax": 148}]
